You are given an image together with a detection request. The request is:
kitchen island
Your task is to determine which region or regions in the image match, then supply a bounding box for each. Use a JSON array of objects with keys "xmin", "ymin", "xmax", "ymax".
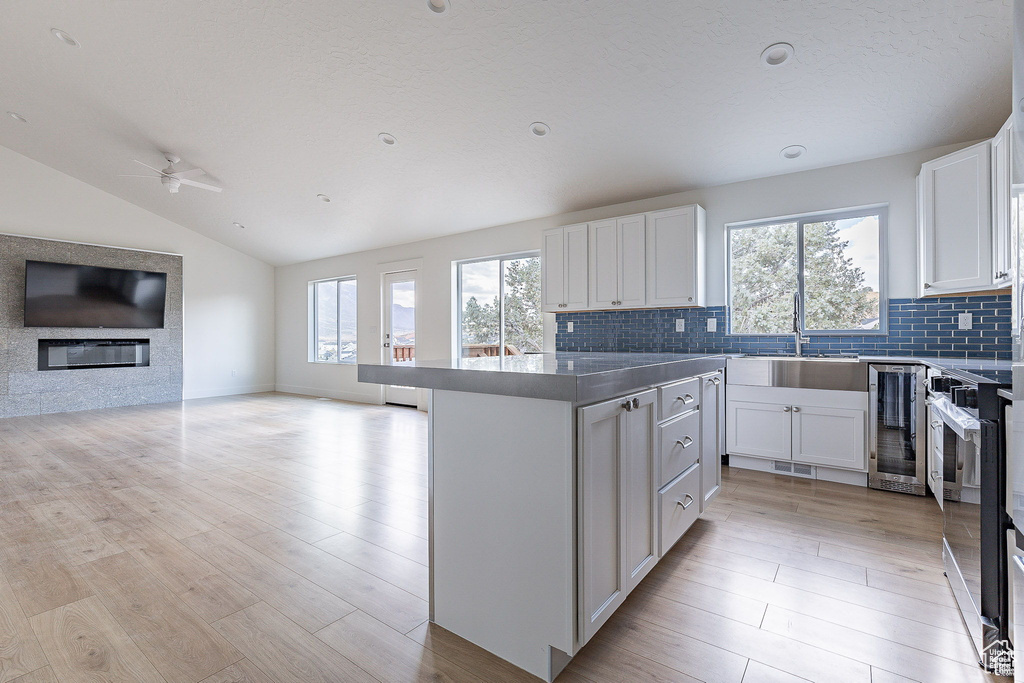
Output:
[{"xmin": 358, "ymin": 352, "xmax": 726, "ymax": 681}]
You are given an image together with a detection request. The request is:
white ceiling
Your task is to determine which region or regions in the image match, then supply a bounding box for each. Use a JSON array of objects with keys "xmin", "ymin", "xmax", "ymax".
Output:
[{"xmin": 0, "ymin": 1, "xmax": 1012, "ymax": 266}]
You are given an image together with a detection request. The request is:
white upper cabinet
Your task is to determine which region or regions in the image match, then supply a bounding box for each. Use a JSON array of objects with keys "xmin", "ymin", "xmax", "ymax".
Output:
[
  {"xmin": 646, "ymin": 206, "xmax": 706, "ymax": 307},
  {"xmin": 541, "ymin": 224, "xmax": 588, "ymax": 312},
  {"xmin": 541, "ymin": 203, "xmax": 705, "ymax": 312},
  {"xmin": 918, "ymin": 140, "xmax": 993, "ymax": 295},
  {"xmin": 992, "ymin": 117, "xmax": 1013, "ymax": 288},
  {"xmin": 589, "ymin": 215, "xmax": 646, "ymax": 309}
]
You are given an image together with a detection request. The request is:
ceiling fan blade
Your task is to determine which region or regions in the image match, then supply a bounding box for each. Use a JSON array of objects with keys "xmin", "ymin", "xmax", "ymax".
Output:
[
  {"xmin": 179, "ymin": 178, "xmax": 222, "ymax": 193},
  {"xmin": 171, "ymin": 167, "xmax": 207, "ymax": 179},
  {"xmin": 119, "ymin": 174, "xmax": 161, "ymax": 178},
  {"xmin": 132, "ymin": 159, "xmax": 167, "ymax": 175}
]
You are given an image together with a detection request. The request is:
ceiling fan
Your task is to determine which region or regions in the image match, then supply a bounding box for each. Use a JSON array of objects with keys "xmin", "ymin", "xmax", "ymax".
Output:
[{"xmin": 120, "ymin": 154, "xmax": 222, "ymax": 194}]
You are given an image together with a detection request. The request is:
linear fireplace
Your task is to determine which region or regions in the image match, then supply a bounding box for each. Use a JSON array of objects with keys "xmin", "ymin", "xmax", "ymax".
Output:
[{"xmin": 38, "ymin": 339, "xmax": 150, "ymax": 371}]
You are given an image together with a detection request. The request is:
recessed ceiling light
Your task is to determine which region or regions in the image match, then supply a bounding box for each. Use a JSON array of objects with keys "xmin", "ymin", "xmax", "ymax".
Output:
[
  {"xmin": 761, "ymin": 42, "xmax": 794, "ymax": 68},
  {"xmin": 317, "ymin": 193, "xmax": 332, "ymax": 202},
  {"xmin": 529, "ymin": 122, "xmax": 550, "ymax": 137},
  {"xmin": 51, "ymin": 28, "xmax": 80, "ymax": 47},
  {"xmin": 378, "ymin": 133, "xmax": 397, "ymax": 145},
  {"xmin": 780, "ymin": 144, "xmax": 806, "ymax": 160},
  {"xmin": 7, "ymin": 111, "xmax": 27, "ymax": 123},
  {"xmin": 427, "ymin": 0, "xmax": 450, "ymax": 14},
  {"xmin": 232, "ymin": 222, "xmax": 245, "ymax": 229}
]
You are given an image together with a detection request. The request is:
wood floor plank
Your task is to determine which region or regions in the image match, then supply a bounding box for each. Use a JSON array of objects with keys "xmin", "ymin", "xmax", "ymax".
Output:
[
  {"xmin": 0, "ymin": 503, "xmax": 93, "ymax": 618},
  {"xmin": 28, "ymin": 596, "xmax": 164, "ymax": 683},
  {"xmin": 760, "ymin": 605, "xmax": 990, "ymax": 683},
  {"xmin": 314, "ymin": 530, "xmax": 429, "ymax": 599},
  {"xmin": 565, "ymin": 630, "xmax": 704, "ymax": 682},
  {"xmin": 111, "ymin": 485, "xmax": 216, "ymax": 539},
  {"xmin": 8, "ymin": 667, "xmax": 57, "ymax": 683},
  {"xmin": 292, "ymin": 499, "xmax": 429, "ymax": 564},
  {"xmin": 405, "ymin": 622, "xmax": 539, "ymax": 683},
  {"xmin": 0, "ymin": 569, "xmax": 48, "ymax": 683},
  {"xmin": 621, "ymin": 587, "xmax": 872, "ymax": 683},
  {"xmin": 243, "ymin": 529, "xmax": 429, "ymax": 634},
  {"xmin": 199, "ymin": 659, "xmax": 275, "ymax": 683},
  {"xmin": 741, "ymin": 660, "xmax": 812, "ymax": 682},
  {"xmin": 181, "ymin": 529, "xmax": 356, "ymax": 633},
  {"xmin": 116, "ymin": 525, "xmax": 260, "ymax": 623},
  {"xmin": 81, "ymin": 552, "xmax": 242, "ymax": 683},
  {"xmin": 316, "ymin": 609, "xmax": 489, "ymax": 682},
  {"xmin": 212, "ymin": 602, "xmax": 376, "ymax": 683},
  {"xmin": 25, "ymin": 499, "xmax": 123, "ymax": 566}
]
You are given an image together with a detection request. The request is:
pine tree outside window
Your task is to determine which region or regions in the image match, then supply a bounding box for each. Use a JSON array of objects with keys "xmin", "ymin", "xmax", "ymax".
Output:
[
  {"xmin": 457, "ymin": 253, "xmax": 543, "ymax": 357},
  {"xmin": 728, "ymin": 206, "xmax": 887, "ymax": 335}
]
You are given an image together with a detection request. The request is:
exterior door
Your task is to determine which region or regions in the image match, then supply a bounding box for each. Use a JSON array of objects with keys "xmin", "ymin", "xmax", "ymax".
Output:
[{"xmin": 383, "ymin": 271, "xmax": 418, "ymax": 406}]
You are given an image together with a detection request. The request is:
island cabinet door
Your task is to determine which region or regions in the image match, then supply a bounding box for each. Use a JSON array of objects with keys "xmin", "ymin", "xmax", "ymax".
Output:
[
  {"xmin": 699, "ymin": 371, "xmax": 723, "ymax": 509},
  {"xmin": 578, "ymin": 389, "xmax": 657, "ymax": 645}
]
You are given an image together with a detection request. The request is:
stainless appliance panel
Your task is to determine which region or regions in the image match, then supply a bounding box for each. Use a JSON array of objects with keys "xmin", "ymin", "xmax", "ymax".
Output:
[{"xmin": 868, "ymin": 365, "xmax": 926, "ymax": 494}]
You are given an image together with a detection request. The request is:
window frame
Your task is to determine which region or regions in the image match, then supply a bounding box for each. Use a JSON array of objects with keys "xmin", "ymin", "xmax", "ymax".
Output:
[
  {"xmin": 455, "ymin": 250, "xmax": 541, "ymax": 357},
  {"xmin": 726, "ymin": 204, "xmax": 889, "ymax": 336},
  {"xmin": 308, "ymin": 275, "xmax": 358, "ymax": 364}
]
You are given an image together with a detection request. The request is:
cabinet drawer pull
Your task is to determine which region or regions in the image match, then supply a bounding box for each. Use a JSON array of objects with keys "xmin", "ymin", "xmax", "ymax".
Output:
[
  {"xmin": 676, "ymin": 394, "xmax": 695, "ymax": 404},
  {"xmin": 676, "ymin": 436, "xmax": 693, "ymax": 449},
  {"xmin": 711, "ymin": 377, "xmax": 721, "ymax": 386},
  {"xmin": 677, "ymin": 494, "xmax": 694, "ymax": 510}
]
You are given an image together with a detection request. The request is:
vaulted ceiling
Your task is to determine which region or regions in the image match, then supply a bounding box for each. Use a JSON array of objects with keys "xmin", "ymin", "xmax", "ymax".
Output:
[{"xmin": 0, "ymin": 1, "xmax": 1012, "ymax": 265}]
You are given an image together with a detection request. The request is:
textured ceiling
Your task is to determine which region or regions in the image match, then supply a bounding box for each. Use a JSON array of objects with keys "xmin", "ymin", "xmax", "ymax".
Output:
[{"xmin": 0, "ymin": 1, "xmax": 1012, "ymax": 265}]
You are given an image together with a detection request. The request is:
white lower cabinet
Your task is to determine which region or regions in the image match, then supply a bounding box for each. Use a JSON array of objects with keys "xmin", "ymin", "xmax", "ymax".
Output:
[
  {"xmin": 726, "ymin": 385, "xmax": 869, "ymax": 471},
  {"xmin": 727, "ymin": 400, "xmax": 793, "ymax": 460},
  {"xmin": 658, "ymin": 463, "xmax": 701, "ymax": 555},
  {"xmin": 578, "ymin": 370, "xmax": 724, "ymax": 646},
  {"xmin": 578, "ymin": 388, "xmax": 656, "ymax": 644},
  {"xmin": 792, "ymin": 405, "xmax": 866, "ymax": 470}
]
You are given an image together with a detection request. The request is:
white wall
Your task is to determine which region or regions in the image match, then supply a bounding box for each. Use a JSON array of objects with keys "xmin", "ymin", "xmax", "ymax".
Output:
[
  {"xmin": 0, "ymin": 145, "xmax": 275, "ymax": 399},
  {"xmin": 276, "ymin": 141, "xmax": 972, "ymax": 404}
]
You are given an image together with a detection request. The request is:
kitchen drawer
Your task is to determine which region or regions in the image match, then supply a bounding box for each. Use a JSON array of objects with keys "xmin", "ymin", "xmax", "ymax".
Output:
[
  {"xmin": 659, "ymin": 463, "xmax": 701, "ymax": 556},
  {"xmin": 658, "ymin": 377, "xmax": 700, "ymax": 422},
  {"xmin": 658, "ymin": 410, "xmax": 700, "ymax": 486}
]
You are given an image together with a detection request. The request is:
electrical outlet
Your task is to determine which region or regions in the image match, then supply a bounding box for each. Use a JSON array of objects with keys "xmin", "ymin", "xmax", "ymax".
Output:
[
  {"xmin": 675, "ymin": 319, "xmax": 685, "ymax": 332},
  {"xmin": 958, "ymin": 313, "xmax": 973, "ymax": 330},
  {"xmin": 567, "ymin": 321, "xmax": 574, "ymax": 333},
  {"xmin": 231, "ymin": 369, "xmax": 237, "ymax": 377},
  {"xmin": 707, "ymin": 318, "xmax": 718, "ymax": 332}
]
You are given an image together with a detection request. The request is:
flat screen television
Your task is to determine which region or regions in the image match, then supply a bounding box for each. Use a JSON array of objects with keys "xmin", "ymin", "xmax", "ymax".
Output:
[{"xmin": 24, "ymin": 260, "xmax": 168, "ymax": 328}]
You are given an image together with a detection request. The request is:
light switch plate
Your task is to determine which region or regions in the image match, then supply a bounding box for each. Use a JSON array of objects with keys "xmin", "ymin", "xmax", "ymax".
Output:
[
  {"xmin": 958, "ymin": 313, "xmax": 972, "ymax": 330},
  {"xmin": 707, "ymin": 318, "xmax": 718, "ymax": 332},
  {"xmin": 567, "ymin": 321, "xmax": 574, "ymax": 333},
  {"xmin": 675, "ymin": 319, "xmax": 685, "ymax": 332}
]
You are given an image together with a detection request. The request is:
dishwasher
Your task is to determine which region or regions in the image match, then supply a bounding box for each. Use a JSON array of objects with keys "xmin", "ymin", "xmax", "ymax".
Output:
[{"xmin": 868, "ymin": 364, "xmax": 927, "ymax": 495}]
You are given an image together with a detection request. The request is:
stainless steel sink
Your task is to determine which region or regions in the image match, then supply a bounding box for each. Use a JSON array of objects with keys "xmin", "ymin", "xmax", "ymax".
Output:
[{"xmin": 728, "ymin": 356, "xmax": 868, "ymax": 391}]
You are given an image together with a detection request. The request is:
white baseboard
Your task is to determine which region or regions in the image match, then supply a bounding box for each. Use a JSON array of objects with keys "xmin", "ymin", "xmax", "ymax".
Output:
[
  {"xmin": 274, "ymin": 384, "xmax": 383, "ymax": 405},
  {"xmin": 184, "ymin": 383, "xmax": 276, "ymax": 400}
]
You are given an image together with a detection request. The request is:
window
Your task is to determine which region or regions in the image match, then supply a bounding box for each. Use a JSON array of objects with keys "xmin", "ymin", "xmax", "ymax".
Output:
[
  {"xmin": 311, "ymin": 277, "xmax": 357, "ymax": 363},
  {"xmin": 728, "ymin": 207, "xmax": 886, "ymax": 334},
  {"xmin": 457, "ymin": 253, "xmax": 542, "ymax": 357}
]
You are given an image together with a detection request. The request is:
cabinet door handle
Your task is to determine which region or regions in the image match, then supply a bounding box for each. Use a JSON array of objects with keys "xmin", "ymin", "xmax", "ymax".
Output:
[
  {"xmin": 632, "ymin": 397, "xmax": 640, "ymax": 409},
  {"xmin": 621, "ymin": 401, "xmax": 633, "ymax": 412},
  {"xmin": 677, "ymin": 494, "xmax": 694, "ymax": 510},
  {"xmin": 676, "ymin": 436, "xmax": 693, "ymax": 449},
  {"xmin": 792, "ymin": 406, "xmax": 801, "ymax": 413},
  {"xmin": 783, "ymin": 406, "xmax": 792, "ymax": 412},
  {"xmin": 931, "ymin": 420, "xmax": 942, "ymax": 428},
  {"xmin": 923, "ymin": 282, "xmax": 932, "ymax": 289},
  {"xmin": 711, "ymin": 378, "xmax": 721, "ymax": 386},
  {"xmin": 996, "ymin": 271, "xmax": 1009, "ymax": 280},
  {"xmin": 677, "ymin": 394, "xmax": 695, "ymax": 404},
  {"xmin": 931, "ymin": 470, "xmax": 941, "ymax": 481}
]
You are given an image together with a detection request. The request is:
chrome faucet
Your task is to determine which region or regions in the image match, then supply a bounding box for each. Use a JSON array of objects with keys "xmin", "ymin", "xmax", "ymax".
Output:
[{"xmin": 793, "ymin": 292, "xmax": 809, "ymax": 357}]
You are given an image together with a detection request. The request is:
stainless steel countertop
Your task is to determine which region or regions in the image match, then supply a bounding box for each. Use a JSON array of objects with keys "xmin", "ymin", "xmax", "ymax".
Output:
[{"xmin": 358, "ymin": 352, "xmax": 728, "ymax": 403}]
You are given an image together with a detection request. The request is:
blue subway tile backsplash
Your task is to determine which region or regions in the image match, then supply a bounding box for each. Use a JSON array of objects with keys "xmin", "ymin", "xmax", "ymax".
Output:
[{"xmin": 555, "ymin": 294, "xmax": 1011, "ymax": 360}]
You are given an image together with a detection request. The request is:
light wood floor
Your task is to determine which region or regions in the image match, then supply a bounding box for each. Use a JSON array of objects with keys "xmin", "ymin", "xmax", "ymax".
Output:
[{"xmin": 0, "ymin": 392, "xmax": 1007, "ymax": 683}]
